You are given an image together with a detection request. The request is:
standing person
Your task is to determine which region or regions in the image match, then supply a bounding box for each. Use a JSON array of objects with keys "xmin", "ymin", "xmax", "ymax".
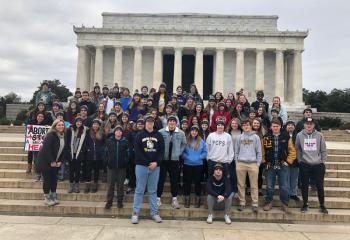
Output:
[
  {"xmin": 210, "ymin": 102, "xmax": 231, "ymax": 131},
  {"xmin": 234, "ymin": 119, "xmax": 262, "ymax": 213},
  {"xmin": 268, "ymin": 96, "xmax": 288, "ymax": 125},
  {"xmin": 237, "ymin": 94, "xmax": 251, "ymax": 118},
  {"xmin": 206, "ymin": 163, "xmax": 233, "ymax": 224},
  {"xmin": 160, "ymin": 104, "xmax": 180, "ymax": 128},
  {"xmin": 140, "ymin": 86, "xmax": 149, "ymax": 100},
  {"xmin": 66, "ymin": 116, "xmax": 89, "ymax": 193},
  {"xmin": 105, "ymin": 91, "xmax": 116, "ymax": 115},
  {"xmin": 120, "ymin": 88, "xmax": 132, "ymax": 112},
  {"xmin": 178, "ymin": 95, "xmax": 195, "ymax": 121},
  {"xmin": 206, "ymin": 118, "xmax": 234, "ymax": 177},
  {"xmin": 127, "ymin": 93, "xmax": 145, "ymax": 122},
  {"xmin": 103, "ymin": 111, "xmax": 119, "ymax": 137},
  {"xmin": 204, "ymin": 95, "xmax": 217, "ymax": 127},
  {"xmin": 150, "ymin": 108, "xmax": 163, "ymax": 131},
  {"xmin": 90, "ymin": 84, "xmax": 102, "ymax": 107},
  {"xmin": 200, "ymin": 118, "xmax": 210, "ymax": 182},
  {"xmin": 64, "ymin": 100, "xmax": 79, "ymax": 124},
  {"xmin": 152, "ymin": 82, "xmax": 169, "ymax": 116},
  {"xmin": 227, "ymin": 118, "xmax": 242, "ymax": 195},
  {"xmin": 295, "ymin": 117, "xmax": 328, "ymax": 214},
  {"xmin": 296, "ymin": 108, "xmax": 321, "ymax": 133},
  {"xmin": 182, "ymin": 125, "xmax": 207, "ymax": 208},
  {"xmin": 37, "ymin": 119, "xmax": 65, "ymax": 206},
  {"xmin": 189, "ymin": 103, "xmax": 207, "ymax": 126},
  {"xmin": 80, "ymin": 91, "xmax": 96, "ymax": 117},
  {"xmin": 35, "ymin": 81, "xmax": 52, "ymax": 110},
  {"xmin": 285, "ymin": 120, "xmax": 301, "ymax": 201},
  {"xmin": 104, "ymin": 125, "xmax": 129, "ymax": 209},
  {"xmin": 93, "ymin": 103, "xmax": 108, "ymax": 122},
  {"xmin": 85, "ymin": 119, "xmax": 105, "ymax": 193},
  {"xmin": 175, "ymin": 85, "xmax": 186, "ymax": 106},
  {"xmin": 131, "ymin": 114, "xmax": 165, "ymax": 224},
  {"xmin": 78, "ymin": 105, "xmax": 93, "ymax": 128},
  {"xmin": 257, "ymin": 106, "xmax": 271, "ymax": 130},
  {"xmin": 262, "ymin": 119, "xmax": 296, "ymax": 212},
  {"xmin": 188, "ymin": 84, "xmax": 203, "ymax": 105},
  {"xmin": 157, "ymin": 115, "xmax": 187, "ymax": 208},
  {"xmin": 251, "ymin": 90, "xmax": 269, "ymax": 113}
]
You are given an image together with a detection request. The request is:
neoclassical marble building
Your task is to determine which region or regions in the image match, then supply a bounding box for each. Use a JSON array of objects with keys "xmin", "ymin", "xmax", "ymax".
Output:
[{"xmin": 74, "ymin": 13, "xmax": 308, "ymax": 107}]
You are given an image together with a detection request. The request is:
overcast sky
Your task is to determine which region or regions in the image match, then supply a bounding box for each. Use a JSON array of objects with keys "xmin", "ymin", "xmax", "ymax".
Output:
[{"xmin": 0, "ymin": 0, "xmax": 349, "ymax": 100}]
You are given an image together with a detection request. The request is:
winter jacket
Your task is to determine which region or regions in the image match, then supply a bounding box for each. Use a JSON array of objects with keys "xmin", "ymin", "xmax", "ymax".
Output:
[
  {"xmin": 134, "ymin": 129, "xmax": 165, "ymax": 166},
  {"xmin": 181, "ymin": 139, "xmax": 207, "ymax": 166},
  {"xmin": 65, "ymin": 126, "xmax": 89, "ymax": 162},
  {"xmin": 104, "ymin": 136, "xmax": 129, "ymax": 169},
  {"xmin": 79, "ymin": 100, "xmax": 96, "ymax": 117},
  {"xmin": 85, "ymin": 134, "xmax": 105, "ymax": 161},
  {"xmin": 159, "ymin": 127, "xmax": 187, "ymax": 161}
]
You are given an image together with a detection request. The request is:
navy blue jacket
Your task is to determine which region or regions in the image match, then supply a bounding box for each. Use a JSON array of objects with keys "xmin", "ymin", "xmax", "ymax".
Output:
[{"xmin": 104, "ymin": 137, "xmax": 129, "ymax": 169}]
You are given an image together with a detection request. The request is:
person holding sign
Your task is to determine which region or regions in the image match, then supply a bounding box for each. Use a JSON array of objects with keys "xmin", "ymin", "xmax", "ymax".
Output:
[
  {"xmin": 295, "ymin": 117, "xmax": 328, "ymax": 214},
  {"xmin": 37, "ymin": 119, "xmax": 65, "ymax": 206}
]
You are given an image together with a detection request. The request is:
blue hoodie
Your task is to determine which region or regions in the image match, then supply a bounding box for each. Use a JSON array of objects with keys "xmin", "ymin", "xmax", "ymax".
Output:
[
  {"xmin": 120, "ymin": 96, "xmax": 132, "ymax": 111},
  {"xmin": 182, "ymin": 138, "xmax": 207, "ymax": 166}
]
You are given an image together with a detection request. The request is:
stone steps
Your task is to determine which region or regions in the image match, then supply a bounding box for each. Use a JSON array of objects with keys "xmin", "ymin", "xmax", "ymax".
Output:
[
  {"xmin": 0, "ymin": 199, "xmax": 348, "ymax": 222},
  {"xmin": 0, "ymin": 147, "xmax": 26, "ymax": 154},
  {"xmin": 0, "ymin": 187, "xmax": 348, "ymax": 209}
]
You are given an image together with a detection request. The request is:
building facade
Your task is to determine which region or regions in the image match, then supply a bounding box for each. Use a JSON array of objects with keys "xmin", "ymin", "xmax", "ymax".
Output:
[{"xmin": 74, "ymin": 13, "xmax": 308, "ymax": 107}]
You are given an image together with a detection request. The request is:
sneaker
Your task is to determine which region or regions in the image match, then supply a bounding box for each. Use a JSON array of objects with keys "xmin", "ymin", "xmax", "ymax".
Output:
[
  {"xmin": 152, "ymin": 214, "xmax": 162, "ymax": 223},
  {"xmin": 51, "ymin": 193, "xmax": 60, "ymax": 205},
  {"xmin": 237, "ymin": 205, "xmax": 245, "ymax": 211},
  {"xmin": 252, "ymin": 206, "xmax": 259, "ymax": 213},
  {"xmin": 44, "ymin": 194, "xmax": 55, "ymax": 206},
  {"xmin": 124, "ymin": 178, "xmax": 129, "ymax": 186},
  {"xmin": 105, "ymin": 201, "xmax": 112, "ymax": 210},
  {"xmin": 301, "ymin": 204, "xmax": 309, "ymax": 213},
  {"xmin": 290, "ymin": 195, "xmax": 301, "ymax": 202},
  {"xmin": 224, "ymin": 214, "xmax": 231, "ymax": 224},
  {"xmin": 171, "ymin": 198, "xmax": 180, "ymax": 209},
  {"xmin": 157, "ymin": 197, "xmax": 162, "ymax": 207},
  {"xmin": 263, "ymin": 203, "xmax": 272, "ymax": 211},
  {"xmin": 206, "ymin": 214, "xmax": 213, "ymax": 224},
  {"xmin": 281, "ymin": 204, "xmax": 289, "ymax": 213},
  {"xmin": 320, "ymin": 206, "xmax": 328, "ymax": 214},
  {"xmin": 233, "ymin": 192, "xmax": 239, "ymax": 199},
  {"xmin": 131, "ymin": 213, "xmax": 139, "ymax": 224}
]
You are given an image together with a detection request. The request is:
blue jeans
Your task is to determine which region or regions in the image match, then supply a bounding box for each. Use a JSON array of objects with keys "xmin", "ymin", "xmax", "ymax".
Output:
[
  {"xmin": 132, "ymin": 165, "xmax": 160, "ymax": 216},
  {"xmin": 265, "ymin": 165, "xmax": 290, "ymax": 205},
  {"xmin": 289, "ymin": 166, "xmax": 299, "ymax": 196}
]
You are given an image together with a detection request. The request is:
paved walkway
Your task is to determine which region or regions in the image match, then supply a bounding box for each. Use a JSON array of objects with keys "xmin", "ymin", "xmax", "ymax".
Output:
[{"xmin": 0, "ymin": 215, "xmax": 349, "ymax": 240}]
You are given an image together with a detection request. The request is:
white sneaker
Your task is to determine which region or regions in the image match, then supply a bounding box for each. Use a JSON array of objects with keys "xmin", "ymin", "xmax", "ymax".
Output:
[
  {"xmin": 224, "ymin": 214, "xmax": 232, "ymax": 224},
  {"xmin": 152, "ymin": 214, "xmax": 162, "ymax": 223},
  {"xmin": 206, "ymin": 214, "xmax": 213, "ymax": 224},
  {"xmin": 157, "ymin": 197, "xmax": 162, "ymax": 207},
  {"xmin": 171, "ymin": 198, "xmax": 180, "ymax": 209},
  {"xmin": 131, "ymin": 213, "xmax": 139, "ymax": 224},
  {"xmin": 124, "ymin": 178, "xmax": 129, "ymax": 186}
]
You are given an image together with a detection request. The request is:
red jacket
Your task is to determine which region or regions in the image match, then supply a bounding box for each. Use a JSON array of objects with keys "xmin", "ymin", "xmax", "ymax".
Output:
[{"xmin": 210, "ymin": 111, "xmax": 231, "ymax": 131}]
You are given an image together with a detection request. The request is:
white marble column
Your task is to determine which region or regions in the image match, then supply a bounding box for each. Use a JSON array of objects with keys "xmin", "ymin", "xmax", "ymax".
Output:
[
  {"xmin": 76, "ymin": 45, "xmax": 90, "ymax": 90},
  {"xmin": 255, "ymin": 49, "xmax": 265, "ymax": 91},
  {"xmin": 215, "ymin": 48, "xmax": 224, "ymax": 93},
  {"xmin": 153, "ymin": 47, "xmax": 163, "ymax": 89},
  {"xmin": 89, "ymin": 54, "xmax": 95, "ymax": 91},
  {"xmin": 235, "ymin": 48, "xmax": 245, "ymax": 94},
  {"xmin": 275, "ymin": 49, "xmax": 285, "ymax": 100},
  {"xmin": 173, "ymin": 47, "xmax": 183, "ymax": 93},
  {"xmin": 292, "ymin": 49, "xmax": 303, "ymax": 104},
  {"xmin": 113, "ymin": 46, "xmax": 123, "ymax": 87},
  {"xmin": 194, "ymin": 47, "xmax": 204, "ymax": 97},
  {"xmin": 133, "ymin": 46, "xmax": 143, "ymax": 92},
  {"xmin": 94, "ymin": 45, "xmax": 104, "ymax": 87}
]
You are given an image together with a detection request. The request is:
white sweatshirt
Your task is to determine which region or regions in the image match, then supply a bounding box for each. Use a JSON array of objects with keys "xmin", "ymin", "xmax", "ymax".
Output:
[{"xmin": 206, "ymin": 132, "xmax": 234, "ymax": 164}]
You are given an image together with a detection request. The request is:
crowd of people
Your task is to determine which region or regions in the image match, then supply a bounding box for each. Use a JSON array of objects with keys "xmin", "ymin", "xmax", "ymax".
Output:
[{"xmin": 30, "ymin": 81, "xmax": 328, "ymax": 225}]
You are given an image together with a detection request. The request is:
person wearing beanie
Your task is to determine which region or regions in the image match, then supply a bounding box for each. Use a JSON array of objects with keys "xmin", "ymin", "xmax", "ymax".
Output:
[
  {"xmin": 78, "ymin": 105, "xmax": 93, "ymax": 128},
  {"xmin": 295, "ymin": 117, "xmax": 328, "ymax": 214},
  {"xmin": 169, "ymin": 94, "xmax": 179, "ymax": 114},
  {"xmin": 79, "ymin": 91, "xmax": 96, "ymax": 117},
  {"xmin": 181, "ymin": 124, "xmax": 207, "ymax": 208},
  {"xmin": 35, "ymin": 81, "xmax": 53, "ymax": 110},
  {"xmin": 131, "ymin": 114, "xmax": 165, "ymax": 224},
  {"xmin": 120, "ymin": 88, "xmax": 132, "ymax": 112},
  {"xmin": 157, "ymin": 114, "xmax": 187, "ymax": 209},
  {"xmin": 180, "ymin": 116, "xmax": 190, "ymax": 135},
  {"xmin": 206, "ymin": 118, "xmax": 234, "ymax": 177},
  {"xmin": 89, "ymin": 83, "xmax": 102, "ymax": 108},
  {"xmin": 103, "ymin": 111, "xmax": 118, "ymax": 137},
  {"xmin": 160, "ymin": 104, "xmax": 179, "ymax": 128},
  {"xmin": 112, "ymin": 100, "xmax": 124, "ymax": 123},
  {"xmin": 296, "ymin": 108, "xmax": 321, "ymax": 133},
  {"xmin": 206, "ymin": 163, "xmax": 233, "ymax": 224},
  {"xmin": 66, "ymin": 115, "xmax": 89, "ymax": 194},
  {"xmin": 149, "ymin": 108, "xmax": 163, "ymax": 131},
  {"xmin": 210, "ymin": 101, "xmax": 231, "ymax": 131},
  {"xmin": 270, "ymin": 108, "xmax": 283, "ymax": 127},
  {"xmin": 234, "ymin": 119, "xmax": 262, "ymax": 213},
  {"xmin": 73, "ymin": 88, "xmax": 82, "ymax": 103},
  {"xmin": 104, "ymin": 125, "xmax": 130, "ymax": 209},
  {"xmin": 178, "ymin": 95, "xmax": 195, "ymax": 122},
  {"xmin": 189, "ymin": 103, "xmax": 208, "ymax": 126}
]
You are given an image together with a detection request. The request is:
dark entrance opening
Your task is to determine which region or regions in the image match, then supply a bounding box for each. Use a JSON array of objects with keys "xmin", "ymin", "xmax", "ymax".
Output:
[
  {"xmin": 162, "ymin": 54, "xmax": 174, "ymax": 93},
  {"xmin": 203, "ymin": 55, "xmax": 214, "ymax": 100},
  {"xmin": 182, "ymin": 55, "xmax": 195, "ymax": 93}
]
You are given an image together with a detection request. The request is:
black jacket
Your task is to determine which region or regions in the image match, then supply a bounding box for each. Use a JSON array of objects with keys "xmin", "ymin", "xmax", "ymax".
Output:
[
  {"xmin": 134, "ymin": 129, "xmax": 165, "ymax": 166},
  {"xmin": 79, "ymin": 100, "xmax": 96, "ymax": 117},
  {"xmin": 251, "ymin": 100, "xmax": 269, "ymax": 113},
  {"xmin": 37, "ymin": 131, "xmax": 65, "ymax": 172},
  {"xmin": 152, "ymin": 91, "xmax": 169, "ymax": 115},
  {"xmin": 86, "ymin": 134, "xmax": 105, "ymax": 161},
  {"xmin": 104, "ymin": 137, "xmax": 129, "ymax": 169}
]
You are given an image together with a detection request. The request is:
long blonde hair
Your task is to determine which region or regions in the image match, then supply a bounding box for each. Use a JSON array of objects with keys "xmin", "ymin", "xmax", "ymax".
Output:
[
  {"xmin": 186, "ymin": 131, "xmax": 202, "ymax": 151},
  {"xmin": 48, "ymin": 119, "xmax": 65, "ymax": 135}
]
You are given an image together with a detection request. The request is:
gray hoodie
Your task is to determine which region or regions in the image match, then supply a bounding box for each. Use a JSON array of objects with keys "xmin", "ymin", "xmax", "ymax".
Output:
[
  {"xmin": 295, "ymin": 129, "xmax": 327, "ymax": 165},
  {"xmin": 234, "ymin": 131, "xmax": 262, "ymax": 166}
]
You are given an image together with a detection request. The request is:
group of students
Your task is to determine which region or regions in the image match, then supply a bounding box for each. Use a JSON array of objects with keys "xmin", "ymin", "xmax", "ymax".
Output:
[{"xmin": 32, "ymin": 81, "xmax": 328, "ymax": 225}]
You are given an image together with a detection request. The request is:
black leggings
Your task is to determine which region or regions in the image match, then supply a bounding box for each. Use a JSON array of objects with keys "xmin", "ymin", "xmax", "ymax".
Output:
[
  {"xmin": 157, "ymin": 160, "xmax": 179, "ymax": 197},
  {"xmin": 86, "ymin": 161, "xmax": 100, "ymax": 183},
  {"xmin": 42, "ymin": 168, "xmax": 58, "ymax": 194},
  {"xmin": 69, "ymin": 159, "xmax": 81, "ymax": 183},
  {"xmin": 299, "ymin": 162, "xmax": 325, "ymax": 206},
  {"xmin": 183, "ymin": 165, "xmax": 203, "ymax": 196}
]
